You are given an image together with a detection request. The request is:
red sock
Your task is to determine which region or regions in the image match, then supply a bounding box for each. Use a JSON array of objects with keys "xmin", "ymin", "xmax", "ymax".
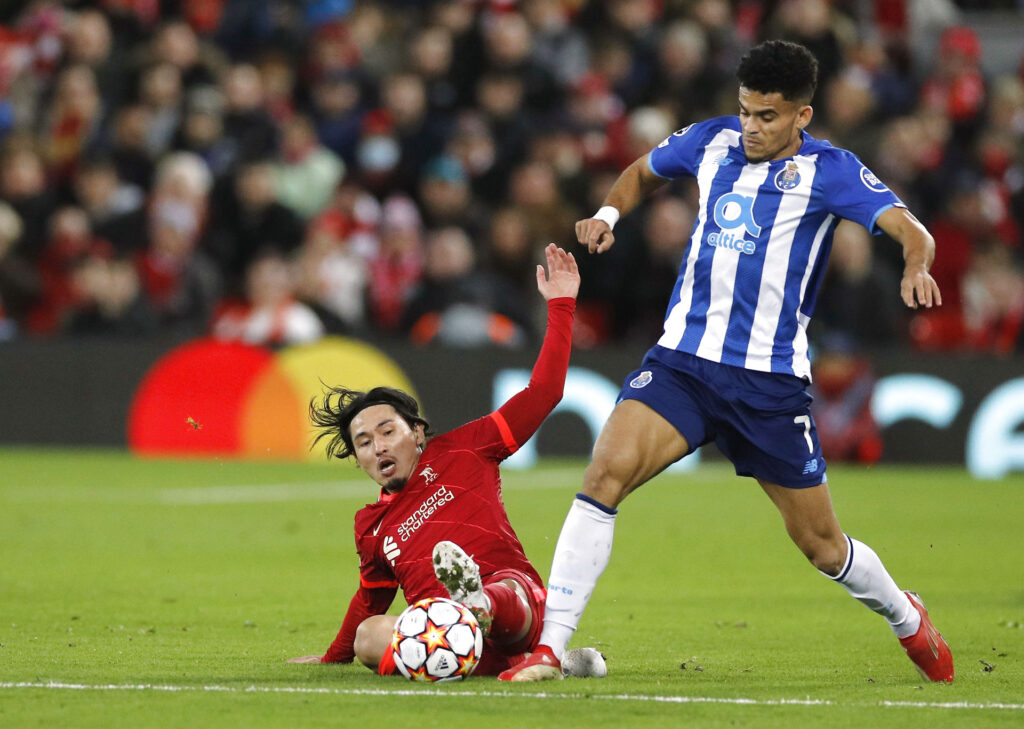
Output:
[{"xmin": 484, "ymin": 582, "xmax": 529, "ymax": 644}]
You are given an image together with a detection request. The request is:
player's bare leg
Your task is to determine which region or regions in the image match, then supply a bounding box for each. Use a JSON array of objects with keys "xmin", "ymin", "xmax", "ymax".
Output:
[
  {"xmin": 500, "ymin": 401, "xmax": 688, "ymax": 681},
  {"xmin": 758, "ymin": 480, "xmax": 847, "ymax": 574},
  {"xmin": 581, "ymin": 400, "xmax": 689, "ymax": 510},
  {"xmin": 353, "ymin": 614, "xmax": 401, "ymax": 669},
  {"xmin": 760, "ymin": 479, "xmax": 953, "ymax": 682}
]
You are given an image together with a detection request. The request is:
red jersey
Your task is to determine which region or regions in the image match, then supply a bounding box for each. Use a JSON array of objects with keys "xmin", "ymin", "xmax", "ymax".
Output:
[{"xmin": 322, "ymin": 297, "xmax": 575, "ymax": 663}]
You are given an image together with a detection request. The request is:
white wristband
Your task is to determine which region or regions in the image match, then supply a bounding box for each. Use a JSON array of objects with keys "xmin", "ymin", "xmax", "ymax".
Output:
[{"xmin": 593, "ymin": 206, "xmax": 620, "ymax": 230}]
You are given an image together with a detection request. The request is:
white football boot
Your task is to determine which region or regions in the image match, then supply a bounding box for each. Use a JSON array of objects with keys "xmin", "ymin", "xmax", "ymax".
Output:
[
  {"xmin": 562, "ymin": 647, "xmax": 608, "ymax": 678},
  {"xmin": 433, "ymin": 541, "xmax": 493, "ymax": 634}
]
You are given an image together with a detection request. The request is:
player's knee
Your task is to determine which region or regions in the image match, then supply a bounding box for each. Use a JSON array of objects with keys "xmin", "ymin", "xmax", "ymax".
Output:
[
  {"xmin": 581, "ymin": 456, "xmax": 632, "ymax": 507},
  {"xmin": 800, "ymin": 537, "xmax": 847, "ymax": 576},
  {"xmin": 353, "ymin": 619, "xmax": 385, "ymax": 668},
  {"xmin": 353, "ymin": 621, "xmax": 372, "ymax": 660}
]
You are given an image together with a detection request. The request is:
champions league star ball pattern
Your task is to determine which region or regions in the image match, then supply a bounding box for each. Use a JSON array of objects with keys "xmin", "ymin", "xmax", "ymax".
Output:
[{"xmin": 390, "ymin": 597, "xmax": 485, "ymax": 681}]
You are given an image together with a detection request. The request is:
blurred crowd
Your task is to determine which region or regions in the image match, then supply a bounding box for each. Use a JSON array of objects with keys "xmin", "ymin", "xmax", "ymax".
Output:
[{"xmin": 0, "ymin": 0, "xmax": 1022, "ymax": 355}]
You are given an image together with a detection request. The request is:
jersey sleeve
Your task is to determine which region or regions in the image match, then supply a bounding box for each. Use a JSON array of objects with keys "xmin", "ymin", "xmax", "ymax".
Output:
[
  {"xmin": 322, "ymin": 520, "xmax": 399, "ymax": 663},
  {"xmin": 440, "ymin": 297, "xmax": 575, "ymax": 461},
  {"xmin": 321, "ymin": 584, "xmax": 397, "ymax": 663},
  {"xmin": 647, "ymin": 118, "xmax": 724, "ymax": 180},
  {"xmin": 822, "ymin": 151, "xmax": 907, "ymax": 233},
  {"xmin": 491, "ymin": 296, "xmax": 574, "ymax": 454},
  {"xmin": 356, "ymin": 535, "xmax": 399, "ymax": 590}
]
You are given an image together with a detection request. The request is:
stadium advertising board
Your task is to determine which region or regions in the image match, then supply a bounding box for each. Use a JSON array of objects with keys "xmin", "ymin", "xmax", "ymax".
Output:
[{"xmin": 0, "ymin": 337, "xmax": 1021, "ymax": 478}]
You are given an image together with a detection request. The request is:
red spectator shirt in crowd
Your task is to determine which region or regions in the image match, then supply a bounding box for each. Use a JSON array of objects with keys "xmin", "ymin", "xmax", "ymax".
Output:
[{"xmin": 321, "ymin": 297, "xmax": 575, "ymax": 663}]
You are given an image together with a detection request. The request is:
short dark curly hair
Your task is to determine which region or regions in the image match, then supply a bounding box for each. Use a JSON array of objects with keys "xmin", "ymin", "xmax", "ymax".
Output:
[
  {"xmin": 309, "ymin": 385, "xmax": 432, "ymax": 460},
  {"xmin": 736, "ymin": 40, "xmax": 818, "ymax": 104}
]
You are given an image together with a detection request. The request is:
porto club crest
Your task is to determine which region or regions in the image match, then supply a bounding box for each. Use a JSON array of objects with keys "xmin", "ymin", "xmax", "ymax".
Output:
[{"xmin": 775, "ymin": 161, "xmax": 801, "ymax": 191}]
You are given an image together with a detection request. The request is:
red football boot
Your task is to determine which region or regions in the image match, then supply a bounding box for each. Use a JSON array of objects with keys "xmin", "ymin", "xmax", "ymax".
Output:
[
  {"xmin": 899, "ymin": 591, "xmax": 954, "ymax": 682},
  {"xmin": 497, "ymin": 645, "xmax": 562, "ymax": 682}
]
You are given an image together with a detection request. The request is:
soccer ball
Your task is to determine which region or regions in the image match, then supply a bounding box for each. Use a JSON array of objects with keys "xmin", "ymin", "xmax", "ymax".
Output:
[{"xmin": 390, "ymin": 597, "xmax": 484, "ymax": 681}]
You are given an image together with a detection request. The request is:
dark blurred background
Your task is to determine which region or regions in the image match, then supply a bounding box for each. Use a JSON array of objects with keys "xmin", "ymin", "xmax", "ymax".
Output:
[{"xmin": 1, "ymin": 1, "xmax": 1022, "ymax": 472}]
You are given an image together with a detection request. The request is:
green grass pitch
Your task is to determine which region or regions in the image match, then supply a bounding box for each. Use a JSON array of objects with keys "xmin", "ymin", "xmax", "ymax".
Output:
[{"xmin": 2, "ymin": 448, "xmax": 1022, "ymax": 728}]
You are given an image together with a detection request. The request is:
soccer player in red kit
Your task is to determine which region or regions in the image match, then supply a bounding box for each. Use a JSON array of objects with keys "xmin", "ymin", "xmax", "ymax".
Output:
[{"xmin": 288, "ymin": 245, "xmax": 603, "ymax": 677}]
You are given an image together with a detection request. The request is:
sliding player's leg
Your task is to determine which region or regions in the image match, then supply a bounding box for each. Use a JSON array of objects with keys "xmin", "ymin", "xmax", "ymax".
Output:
[
  {"xmin": 433, "ymin": 541, "xmax": 493, "ymax": 633},
  {"xmin": 500, "ymin": 399, "xmax": 690, "ymax": 681},
  {"xmin": 352, "ymin": 615, "xmax": 400, "ymax": 673}
]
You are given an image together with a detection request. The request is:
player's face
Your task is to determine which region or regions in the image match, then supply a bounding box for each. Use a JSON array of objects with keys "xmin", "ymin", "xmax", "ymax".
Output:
[
  {"xmin": 349, "ymin": 404, "xmax": 425, "ymax": 492},
  {"xmin": 738, "ymin": 86, "xmax": 813, "ymax": 163}
]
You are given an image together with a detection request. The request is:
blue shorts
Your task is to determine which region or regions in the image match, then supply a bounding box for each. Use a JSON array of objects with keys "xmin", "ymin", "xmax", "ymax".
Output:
[{"xmin": 618, "ymin": 346, "xmax": 827, "ymax": 488}]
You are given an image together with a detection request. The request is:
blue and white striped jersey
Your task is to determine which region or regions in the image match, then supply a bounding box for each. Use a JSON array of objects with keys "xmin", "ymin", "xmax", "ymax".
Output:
[{"xmin": 648, "ymin": 116, "xmax": 905, "ymax": 380}]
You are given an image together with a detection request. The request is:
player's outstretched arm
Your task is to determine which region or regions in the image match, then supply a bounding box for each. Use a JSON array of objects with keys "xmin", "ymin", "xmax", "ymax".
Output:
[
  {"xmin": 575, "ymin": 155, "xmax": 667, "ymax": 254},
  {"xmin": 536, "ymin": 243, "xmax": 580, "ymax": 301},
  {"xmin": 876, "ymin": 207, "xmax": 942, "ymax": 310},
  {"xmin": 490, "ymin": 244, "xmax": 579, "ymax": 448}
]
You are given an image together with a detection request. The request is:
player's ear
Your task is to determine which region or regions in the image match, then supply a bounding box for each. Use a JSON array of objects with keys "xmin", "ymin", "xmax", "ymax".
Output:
[
  {"xmin": 796, "ymin": 103, "xmax": 813, "ymax": 130},
  {"xmin": 414, "ymin": 423, "xmax": 426, "ymax": 449}
]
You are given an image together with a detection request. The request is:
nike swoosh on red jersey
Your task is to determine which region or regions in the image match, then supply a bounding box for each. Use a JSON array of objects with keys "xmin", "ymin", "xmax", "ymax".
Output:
[{"xmin": 372, "ymin": 519, "xmax": 383, "ymax": 536}]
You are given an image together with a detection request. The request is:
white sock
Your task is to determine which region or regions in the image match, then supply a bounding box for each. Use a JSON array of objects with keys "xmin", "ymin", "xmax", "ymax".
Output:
[
  {"xmin": 825, "ymin": 535, "xmax": 921, "ymax": 638},
  {"xmin": 538, "ymin": 495, "xmax": 617, "ymax": 660}
]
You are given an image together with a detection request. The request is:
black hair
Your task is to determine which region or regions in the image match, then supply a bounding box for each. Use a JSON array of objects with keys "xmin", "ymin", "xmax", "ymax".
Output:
[
  {"xmin": 736, "ymin": 40, "xmax": 819, "ymax": 104},
  {"xmin": 309, "ymin": 385, "xmax": 433, "ymax": 460}
]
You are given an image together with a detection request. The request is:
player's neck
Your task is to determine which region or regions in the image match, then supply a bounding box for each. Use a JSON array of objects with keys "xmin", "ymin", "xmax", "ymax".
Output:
[{"xmin": 769, "ymin": 131, "xmax": 806, "ymax": 161}]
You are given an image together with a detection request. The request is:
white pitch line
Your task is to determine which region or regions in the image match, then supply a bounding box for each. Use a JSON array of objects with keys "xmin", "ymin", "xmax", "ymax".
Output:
[{"xmin": 1, "ymin": 682, "xmax": 1021, "ymax": 712}]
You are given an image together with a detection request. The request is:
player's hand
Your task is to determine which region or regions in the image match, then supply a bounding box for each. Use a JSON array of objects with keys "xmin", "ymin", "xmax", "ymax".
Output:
[
  {"xmin": 900, "ymin": 265, "xmax": 942, "ymax": 309},
  {"xmin": 575, "ymin": 217, "xmax": 615, "ymax": 254},
  {"xmin": 536, "ymin": 243, "xmax": 580, "ymax": 301},
  {"xmin": 287, "ymin": 655, "xmax": 324, "ymax": 663}
]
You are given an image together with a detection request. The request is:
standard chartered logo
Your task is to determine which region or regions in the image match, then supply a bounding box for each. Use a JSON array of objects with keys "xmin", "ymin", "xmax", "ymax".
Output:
[{"xmin": 397, "ymin": 485, "xmax": 455, "ymax": 542}]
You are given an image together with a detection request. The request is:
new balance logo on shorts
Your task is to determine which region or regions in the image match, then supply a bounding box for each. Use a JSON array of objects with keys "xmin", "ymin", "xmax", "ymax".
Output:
[{"xmin": 802, "ymin": 458, "xmax": 819, "ymax": 475}]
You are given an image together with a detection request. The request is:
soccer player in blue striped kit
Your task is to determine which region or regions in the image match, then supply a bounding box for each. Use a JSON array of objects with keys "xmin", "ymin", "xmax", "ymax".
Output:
[{"xmin": 501, "ymin": 40, "xmax": 953, "ymax": 683}]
